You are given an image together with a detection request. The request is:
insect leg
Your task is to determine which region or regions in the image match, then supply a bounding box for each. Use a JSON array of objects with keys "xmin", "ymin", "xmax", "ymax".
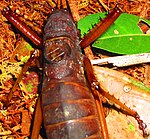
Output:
[
  {"xmin": 80, "ymin": 7, "xmax": 122, "ymax": 48},
  {"xmin": 4, "ymin": 49, "xmax": 39, "ymax": 108},
  {"xmin": 2, "ymin": 7, "xmax": 43, "ymax": 47},
  {"xmin": 83, "ymin": 57, "xmax": 149, "ymax": 137},
  {"xmin": 30, "ymin": 97, "xmax": 43, "ymax": 139},
  {"xmin": 84, "ymin": 57, "xmax": 109, "ymax": 139}
]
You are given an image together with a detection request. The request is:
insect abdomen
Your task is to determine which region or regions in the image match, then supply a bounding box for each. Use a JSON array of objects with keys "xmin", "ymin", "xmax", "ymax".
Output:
[
  {"xmin": 42, "ymin": 9, "xmax": 102, "ymax": 139},
  {"xmin": 42, "ymin": 82, "xmax": 102, "ymax": 139}
]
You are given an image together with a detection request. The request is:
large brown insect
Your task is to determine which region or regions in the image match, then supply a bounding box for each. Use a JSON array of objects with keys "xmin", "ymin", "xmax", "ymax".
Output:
[{"xmin": 2, "ymin": 1, "xmax": 149, "ymax": 139}]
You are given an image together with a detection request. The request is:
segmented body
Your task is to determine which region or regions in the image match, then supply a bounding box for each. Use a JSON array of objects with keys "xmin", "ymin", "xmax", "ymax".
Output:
[{"xmin": 42, "ymin": 9, "xmax": 102, "ymax": 139}]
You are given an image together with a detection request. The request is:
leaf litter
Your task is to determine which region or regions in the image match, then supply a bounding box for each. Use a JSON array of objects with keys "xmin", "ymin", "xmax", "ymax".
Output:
[{"xmin": 0, "ymin": 0, "xmax": 150, "ymax": 138}]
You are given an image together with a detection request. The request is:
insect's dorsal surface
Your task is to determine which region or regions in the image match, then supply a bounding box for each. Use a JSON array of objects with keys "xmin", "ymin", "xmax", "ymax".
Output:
[
  {"xmin": 41, "ymin": 9, "xmax": 102, "ymax": 139},
  {"xmin": 43, "ymin": 9, "xmax": 81, "ymax": 79}
]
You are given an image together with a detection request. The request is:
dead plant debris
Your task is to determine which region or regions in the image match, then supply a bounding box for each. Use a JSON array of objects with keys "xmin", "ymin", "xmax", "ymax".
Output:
[{"xmin": 0, "ymin": 0, "xmax": 149, "ymax": 138}]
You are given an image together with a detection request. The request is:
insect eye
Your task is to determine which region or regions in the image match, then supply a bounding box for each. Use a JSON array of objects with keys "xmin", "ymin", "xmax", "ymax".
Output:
[{"xmin": 44, "ymin": 38, "xmax": 71, "ymax": 63}]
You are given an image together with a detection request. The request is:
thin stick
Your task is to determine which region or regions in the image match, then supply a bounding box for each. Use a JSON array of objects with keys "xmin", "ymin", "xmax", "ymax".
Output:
[{"xmin": 91, "ymin": 53, "xmax": 150, "ymax": 67}]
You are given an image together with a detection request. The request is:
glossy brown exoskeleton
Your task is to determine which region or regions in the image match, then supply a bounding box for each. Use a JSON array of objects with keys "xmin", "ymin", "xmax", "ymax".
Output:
[{"xmin": 42, "ymin": 9, "xmax": 102, "ymax": 138}]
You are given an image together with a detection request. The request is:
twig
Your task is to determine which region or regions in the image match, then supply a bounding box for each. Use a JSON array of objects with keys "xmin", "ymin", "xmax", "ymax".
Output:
[{"xmin": 91, "ymin": 53, "xmax": 150, "ymax": 67}]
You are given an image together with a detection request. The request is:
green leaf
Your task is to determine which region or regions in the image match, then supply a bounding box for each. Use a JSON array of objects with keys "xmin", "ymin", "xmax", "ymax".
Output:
[
  {"xmin": 20, "ymin": 55, "xmax": 30, "ymax": 63},
  {"xmin": 128, "ymin": 78, "xmax": 150, "ymax": 92},
  {"xmin": 78, "ymin": 12, "xmax": 107, "ymax": 38},
  {"xmin": 26, "ymin": 43, "xmax": 33, "ymax": 50},
  {"xmin": 128, "ymin": 123, "xmax": 135, "ymax": 131},
  {"xmin": 78, "ymin": 13, "xmax": 150, "ymax": 54},
  {"xmin": 27, "ymin": 83, "xmax": 33, "ymax": 92}
]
